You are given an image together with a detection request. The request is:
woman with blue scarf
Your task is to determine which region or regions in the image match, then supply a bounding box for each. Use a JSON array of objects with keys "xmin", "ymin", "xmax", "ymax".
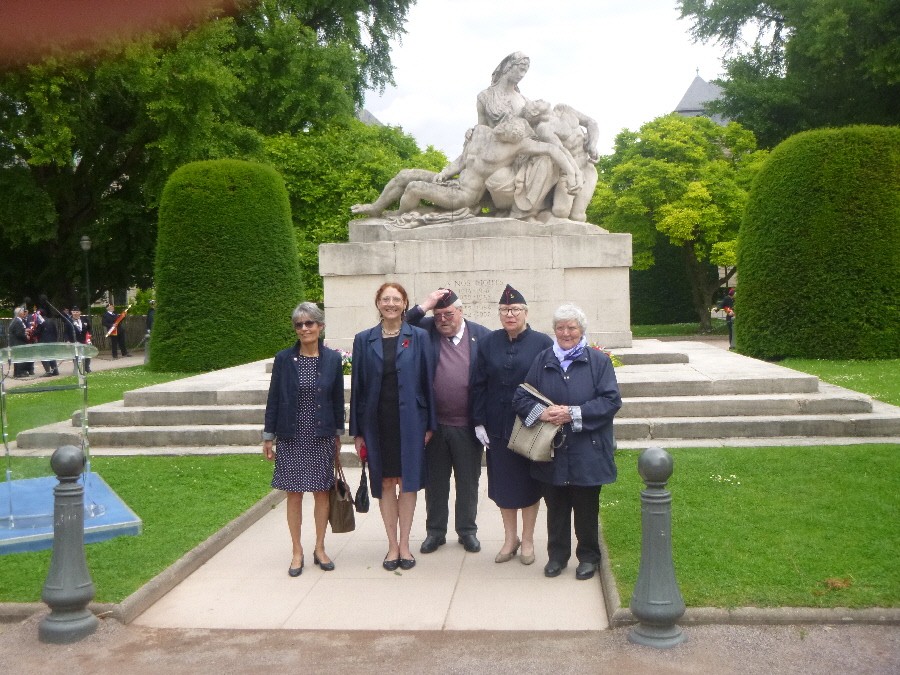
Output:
[{"xmin": 512, "ymin": 304, "xmax": 622, "ymax": 581}]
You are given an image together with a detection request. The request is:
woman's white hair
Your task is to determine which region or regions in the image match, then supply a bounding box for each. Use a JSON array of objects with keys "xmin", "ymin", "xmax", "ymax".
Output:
[{"xmin": 552, "ymin": 303, "xmax": 587, "ymax": 333}]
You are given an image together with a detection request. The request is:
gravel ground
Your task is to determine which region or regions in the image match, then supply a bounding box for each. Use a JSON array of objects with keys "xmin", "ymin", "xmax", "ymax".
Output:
[{"xmin": 1, "ymin": 614, "xmax": 898, "ymax": 674}]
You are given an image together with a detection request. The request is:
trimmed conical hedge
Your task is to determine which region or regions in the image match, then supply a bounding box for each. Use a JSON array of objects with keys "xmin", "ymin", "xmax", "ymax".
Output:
[
  {"xmin": 150, "ymin": 159, "xmax": 303, "ymax": 371},
  {"xmin": 737, "ymin": 126, "xmax": 900, "ymax": 359}
]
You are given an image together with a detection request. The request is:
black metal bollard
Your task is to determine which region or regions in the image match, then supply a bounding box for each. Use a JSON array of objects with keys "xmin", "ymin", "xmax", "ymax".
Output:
[
  {"xmin": 628, "ymin": 446, "xmax": 686, "ymax": 648},
  {"xmin": 39, "ymin": 445, "xmax": 99, "ymax": 644}
]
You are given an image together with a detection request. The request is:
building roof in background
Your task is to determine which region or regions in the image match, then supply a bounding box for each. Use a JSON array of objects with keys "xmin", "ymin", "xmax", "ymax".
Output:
[
  {"xmin": 356, "ymin": 108, "xmax": 383, "ymax": 126},
  {"xmin": 675, "ymin": 74, "xmax": 728, "ymax": 125}
]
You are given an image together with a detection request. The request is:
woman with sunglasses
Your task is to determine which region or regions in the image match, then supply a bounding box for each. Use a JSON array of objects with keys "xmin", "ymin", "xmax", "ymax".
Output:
[{"xmin": 263, "ymin": 302, "xmax": 345, "ymax": 577}]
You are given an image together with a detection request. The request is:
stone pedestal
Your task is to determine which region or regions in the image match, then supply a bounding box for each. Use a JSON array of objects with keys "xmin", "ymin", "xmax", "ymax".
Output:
[{"xmin": 319, "ymin": 217, "xmax": 632, "ymax": 351}]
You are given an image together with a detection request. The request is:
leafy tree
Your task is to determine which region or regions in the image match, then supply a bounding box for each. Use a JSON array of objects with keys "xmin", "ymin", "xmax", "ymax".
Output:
[
  {"xmin": 678, "ymin": 0, "xmax": 900, "ymax": 148},
  {"xmin": 0, "ymin": 0, "xmax": 412, "ymax": 307},
  {"xmin": 589, "ymin": 114, "xmax": 767, "ymax": 330},
  {"xmin": 151, "ymin": 159, "xmax": 302, "ymax": 371},
  {"xmin": 265, "ymin": 118, "xmax": 446, "ymax": 301}
]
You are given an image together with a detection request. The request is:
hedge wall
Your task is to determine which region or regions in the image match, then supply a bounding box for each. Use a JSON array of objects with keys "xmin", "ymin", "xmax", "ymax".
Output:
[
  {"xmin": 150, "ymin": 160, "xmax": 303, "ymax": 372},
  {"xmin": 630, "ymin": 238, "xmax": 712, "ymax": 325},
  {"xmin": 737, "ymin": 126, "xmax": 900, "ymax": 359}
]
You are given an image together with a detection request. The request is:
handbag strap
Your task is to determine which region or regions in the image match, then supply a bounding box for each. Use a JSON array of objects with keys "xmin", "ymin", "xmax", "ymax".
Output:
[{"xmin": 518, "ymin": 382, "xmax": 555, "ymax": 407}]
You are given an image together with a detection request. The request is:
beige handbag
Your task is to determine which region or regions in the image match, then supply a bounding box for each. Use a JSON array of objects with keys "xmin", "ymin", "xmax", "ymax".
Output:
[{"xmin": 508, "ymin": 383, "xmax": 566, "ymax": 462}]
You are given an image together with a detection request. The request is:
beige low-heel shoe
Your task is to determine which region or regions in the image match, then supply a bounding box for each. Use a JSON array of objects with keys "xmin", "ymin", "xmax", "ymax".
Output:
[
  {"xmin": 519, "ymin": 545, "xmax": 536, "ymax": 565},
  {"xmin": 494, "ymin": 539, "xmax": 521, "ymax": 563}
]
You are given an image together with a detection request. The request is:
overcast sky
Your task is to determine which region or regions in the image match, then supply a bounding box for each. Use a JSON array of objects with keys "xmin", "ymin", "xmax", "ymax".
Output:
[{"xmin": 363, "ymin": 0, "xmax": 727, "ymax": 159}]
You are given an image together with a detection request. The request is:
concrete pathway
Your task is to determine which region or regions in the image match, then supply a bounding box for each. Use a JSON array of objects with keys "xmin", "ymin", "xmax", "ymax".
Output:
[
  {"xmin": 2, "ymin": 352, "xmax": 145, "ymax": 390},
  {"xmin": 132, "ymin": 466, "xmax": 608, "ymax": 632}
]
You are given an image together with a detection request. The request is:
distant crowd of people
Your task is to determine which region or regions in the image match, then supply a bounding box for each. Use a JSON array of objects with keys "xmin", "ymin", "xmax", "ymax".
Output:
[
  {"xmin": 263, "ymin": 284, "xmax": 622, "ymax": 581},
  {"xmin": 5, "ymin": 296, "xmax": 155, "ymax": 378}
]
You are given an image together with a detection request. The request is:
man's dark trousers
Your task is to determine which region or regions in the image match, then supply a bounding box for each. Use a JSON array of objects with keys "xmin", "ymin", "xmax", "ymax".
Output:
[{"xmin": 424, "ymin": 424, "xmax": 483, "ymax": 538}]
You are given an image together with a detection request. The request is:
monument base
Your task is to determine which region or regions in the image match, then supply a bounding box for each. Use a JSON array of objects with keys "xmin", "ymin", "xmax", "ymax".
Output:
[{"xmin": 320, "ymin": 217, "xmax": 632, "ymax": 351}]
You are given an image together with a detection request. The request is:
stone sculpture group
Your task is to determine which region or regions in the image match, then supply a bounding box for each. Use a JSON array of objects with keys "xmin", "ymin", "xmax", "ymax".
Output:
[{"xmin": 351, "ymin": 52, "xmax": 600, "ymax": 226}]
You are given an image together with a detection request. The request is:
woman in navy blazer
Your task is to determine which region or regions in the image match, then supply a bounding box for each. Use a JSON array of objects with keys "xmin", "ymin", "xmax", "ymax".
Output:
[
  {"xmin": 263, "ymin": 302, "xmax": 345, "ymax": 577},
  {"xmin": 350, "ymin": 282, "xmax": 437, "ymax": 571}
]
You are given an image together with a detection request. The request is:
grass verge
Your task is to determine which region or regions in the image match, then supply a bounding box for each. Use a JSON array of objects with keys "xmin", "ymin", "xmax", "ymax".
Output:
[
  {"xmin": 631, "ymin": 320, "xmax": 729, "ymax": 338},
  {"xmin": 780, "ymin": 358, "xmax": 900, "ymax": 406},
  {"xmin": 0, "ymin": 455, "xmax": 273, "ymax": 603},
  {"xmin": 3, "ymin": 366, "xmax": 197, "ymax": 440},
  {"xmin": 601, "ymin": 444, "xmax": 899, "ymax": 609}
]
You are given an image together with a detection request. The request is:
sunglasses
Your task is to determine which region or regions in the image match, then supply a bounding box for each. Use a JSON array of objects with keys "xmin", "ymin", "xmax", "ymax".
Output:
[{"xmin": 294, "ymin": 320, "xmax": 318, "ymax": 329}]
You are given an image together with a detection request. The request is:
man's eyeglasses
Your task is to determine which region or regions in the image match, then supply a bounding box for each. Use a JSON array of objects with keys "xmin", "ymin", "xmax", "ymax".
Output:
[
  {"xmin": 294, "ymin": 320, "xmax": 318, "ymax": 329},
  {"xmin": 499, "ymin": 307, "xmax": 524, "ymax": 316},
  {"xmin": 434, "ymin": 311, "xmax": 457, "ymax": 322}
]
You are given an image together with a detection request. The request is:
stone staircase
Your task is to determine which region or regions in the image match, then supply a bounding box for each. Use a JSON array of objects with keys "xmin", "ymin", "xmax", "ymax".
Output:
[{"xmin": 13, "ymin": 340, "xmax": 900, "ymax": 455}]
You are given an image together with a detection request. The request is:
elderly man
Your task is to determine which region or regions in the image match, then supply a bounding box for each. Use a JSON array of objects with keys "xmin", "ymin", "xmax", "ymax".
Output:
[
  {"xmin": 407, "ymin": 288, "xmax": 491, "ymax": 554},
  {"xmin": 8, "ymin": 307, "xmax": 29, "ymax": 378}
]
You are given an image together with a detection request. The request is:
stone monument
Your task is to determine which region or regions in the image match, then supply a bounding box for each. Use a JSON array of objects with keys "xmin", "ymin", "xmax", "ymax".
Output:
[{"xmin": 320, "ymin": 52, "xmax": 631, "ymax": 349}]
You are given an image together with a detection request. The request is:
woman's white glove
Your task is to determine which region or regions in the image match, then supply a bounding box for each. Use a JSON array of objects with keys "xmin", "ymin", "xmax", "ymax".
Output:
[{"xmin": 474, "ymin": 425, "xmax": 490, "ymax": 447}]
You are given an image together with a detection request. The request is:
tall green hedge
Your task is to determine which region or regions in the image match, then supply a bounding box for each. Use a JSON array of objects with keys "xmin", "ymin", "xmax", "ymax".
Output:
[
  {"xmin": 737, "ymin": 126, "xmax": 900, "ymax": 359},
  {"xmin": 630, "ymin": 238, "xmax": 714, "ymax": 325},
  {"xmin": 150, "ymin": 160, "xmax": 303, "ymax": 372}
]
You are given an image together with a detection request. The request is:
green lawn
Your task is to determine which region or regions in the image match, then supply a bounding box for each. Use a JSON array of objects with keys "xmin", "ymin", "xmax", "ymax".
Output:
[
  {"xmin": 601, "ymin": 444, "xmax": 899, "ymax": 608},
  {"xmin": 0, "ymin": 455, "xmax": 273, "ymax": 603},
  {"xmin": 780, "ymin": 358, "xmax": 900, "ymax": 406},
  {"xmin": 631, "ymin": 320, "xmax": 729, "ymax": 338}
]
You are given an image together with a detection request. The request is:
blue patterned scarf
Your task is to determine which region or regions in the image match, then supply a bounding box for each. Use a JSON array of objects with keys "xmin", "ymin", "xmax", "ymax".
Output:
[{"xmin": 553, "ymin": 337, "xmax": 587, "ymax": 372}]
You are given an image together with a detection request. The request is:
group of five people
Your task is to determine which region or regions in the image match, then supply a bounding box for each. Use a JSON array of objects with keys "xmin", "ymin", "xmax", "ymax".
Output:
[{"xmin": 262, "ymin": 283, "xmax": 621, "ymax": 581}]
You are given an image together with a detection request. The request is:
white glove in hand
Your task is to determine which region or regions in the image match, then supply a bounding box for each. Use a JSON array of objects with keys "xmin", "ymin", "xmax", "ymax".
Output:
[{"xmin": 474, "ymin": 425, "xmax": 490, "ymax": 447}]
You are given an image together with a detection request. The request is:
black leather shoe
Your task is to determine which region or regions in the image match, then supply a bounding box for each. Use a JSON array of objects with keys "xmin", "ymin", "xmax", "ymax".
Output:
[
  {"xmin": 544, "ymin": 560, "xmax": 567, "ymax": 578},
  {"xmin": 420, "ymin": 535, "xmax": 446, "ymax": 554},
  {"xmin": 382, "ymin": 556, "xmax": 401, "ymax": 571},
  {"xmin": 458, "ymin": 534, "xmax": 481, "ymax": 553},
  {"xmin": 575, "ymin": 562, "xmax": 597, "ymax": 580},
  {"xmin": 398, "ymin": 556, "xmax": 416, "ymax": 570},
  {"xmin": 288, "ymin": 555, "xmax": 304, "ymax": 577},
  {"xmin": 314, "ymin": 552, "xmax": 335, "ymax": 571}
]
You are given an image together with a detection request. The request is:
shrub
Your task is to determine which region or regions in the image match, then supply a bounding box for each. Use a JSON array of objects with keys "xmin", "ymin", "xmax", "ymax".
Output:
[
  {"xmin": 737, "ymin": 126, "xmax": 900, "ymax": 359},
  {"xmin": 151, "ymin": 160, "xmax": 302, "ymax": 371}
]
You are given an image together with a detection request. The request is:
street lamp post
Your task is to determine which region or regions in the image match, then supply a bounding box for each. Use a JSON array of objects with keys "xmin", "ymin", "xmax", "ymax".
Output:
[{"xmin": 79, "ymin": 236, "xmax": 91, "ymax": 313}]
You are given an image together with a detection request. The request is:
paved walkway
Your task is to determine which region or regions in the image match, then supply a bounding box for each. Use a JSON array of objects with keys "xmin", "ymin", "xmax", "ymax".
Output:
[
  {"xmin": 133, "ymin": 467, "xmax": 608, "ymax": 631},
  {"xmin": 2, "ymin": 352, "xmax": 145, "ymax": 390}
]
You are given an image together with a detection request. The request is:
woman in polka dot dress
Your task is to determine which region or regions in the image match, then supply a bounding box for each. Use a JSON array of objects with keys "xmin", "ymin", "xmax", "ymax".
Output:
[{"xmin": 263, "ymin": 302, "xmax": 345, "ymax": 576}]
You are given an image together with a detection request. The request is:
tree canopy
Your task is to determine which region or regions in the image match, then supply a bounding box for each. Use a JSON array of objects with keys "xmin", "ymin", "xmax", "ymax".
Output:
[
  {"xmin": 0, "ymin": 0, "xmax": 413, "ymax": 307},
  {"xmin": 588, "ymin": 114, "xmax": 768, "ymax": 329},
  {"xmin": 678, "ymin": 0, "xmax": 900, "ymax": 147},
  {"xmin": 265, "ymin": 119, "xmax": 446, "ymax": 302}
]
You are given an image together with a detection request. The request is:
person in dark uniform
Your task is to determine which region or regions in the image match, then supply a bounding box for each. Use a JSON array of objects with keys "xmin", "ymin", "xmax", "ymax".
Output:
[
  {"xmin": 65, "ymin": 306, "xmax": 92, "ymax": 373},
  {"xmin": 102, "ymin": 303, "xmax": 129, "ymax": 358},
  {"xmin": 35, "ymin": 297, "xmax": 60, "ymax": 376},
  {"xmin": 472, "ymin": 285, "xmax": 553, "ymax": 565},
  {"xmin": 349, "ymin": 282, "xmax": 437, "ymax": 572},
  {"xmin": 262, "ymin": 302, "xmax": 345, "ymax": 576},
  {"xmin": 8, "ymin": 307, "xmax": 28, "ymax": 377}
]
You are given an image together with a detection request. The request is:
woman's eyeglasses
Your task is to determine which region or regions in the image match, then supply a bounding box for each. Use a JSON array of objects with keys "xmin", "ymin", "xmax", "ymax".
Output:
[
  {"xmin": 499, "ymin": 308, "xmax": 524, "ymax": 316},
  {"xmin": 294, "ymin": 320, "xmax": 318, "ymax": 329}
]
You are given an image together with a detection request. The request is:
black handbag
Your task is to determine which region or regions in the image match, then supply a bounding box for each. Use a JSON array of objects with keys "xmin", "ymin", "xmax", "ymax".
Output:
[
  {"xmin": 354, "ymin": 461, "xmax": 370, "ymax": 513},
  {"xmin": 328, "ymin": 462, "xmax": 356, "ymax": 533}
]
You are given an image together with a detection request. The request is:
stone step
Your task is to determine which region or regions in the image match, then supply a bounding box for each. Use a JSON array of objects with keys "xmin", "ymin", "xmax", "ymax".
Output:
[
  {"xmin": 615, "ymin": 368, "xmax": 818, "ymax": 397},
  {"xmin": 613, "ymin": 412, "xmax": 900, "ymax": 441},
  {"xmin": 618, "ymin": 391, "xmax": 872, "ymax": 418},
  {"xmin": 17, "ymin": 406, "xmax": 900, "ymax": 450},
  {"xmin": 76, "ymin": 403, "xmax": 266, "ymax": 427}
]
